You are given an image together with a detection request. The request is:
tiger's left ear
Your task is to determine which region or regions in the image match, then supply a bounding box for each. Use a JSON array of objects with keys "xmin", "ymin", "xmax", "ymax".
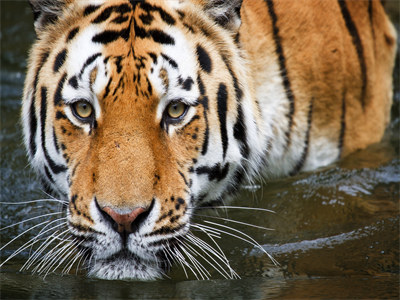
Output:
[
  {"xmin": 204, "ymin": 0, "xmax": 243, "ymax": 32},
  {"xmin": 29, "ymin": 0, "xmax": 68, "ymax": 35}
]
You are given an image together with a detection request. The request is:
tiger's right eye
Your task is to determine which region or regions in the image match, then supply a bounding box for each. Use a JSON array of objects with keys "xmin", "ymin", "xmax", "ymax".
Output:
[{"xmin": 71, "ymin": 100, "xmax": 94, "ymax": 122}]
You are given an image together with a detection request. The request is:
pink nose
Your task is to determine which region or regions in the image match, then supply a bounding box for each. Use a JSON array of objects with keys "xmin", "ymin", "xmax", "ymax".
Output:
[{"xmin": 102, "ymin": 207, "xmax": 146, "ymax": 233}]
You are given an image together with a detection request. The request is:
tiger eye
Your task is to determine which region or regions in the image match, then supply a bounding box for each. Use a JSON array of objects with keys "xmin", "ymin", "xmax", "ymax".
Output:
[
  {"xmin": 73, "ymin": 101, "xmax": 93, "ymax": 119},
  {"xmin": 167, "ymin": 102, "xmax": 186, "ymax": 119}
]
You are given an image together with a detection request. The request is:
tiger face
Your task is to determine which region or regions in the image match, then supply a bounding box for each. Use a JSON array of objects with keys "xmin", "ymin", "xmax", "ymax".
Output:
[{"xmin": 23, "ymin": 0, "xmax": 261, "ymax": 279}]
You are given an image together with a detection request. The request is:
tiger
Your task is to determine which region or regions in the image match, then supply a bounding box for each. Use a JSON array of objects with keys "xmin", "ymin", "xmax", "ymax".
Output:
[{"xmin": 21, "ymin": 0, "xmax": 396, "ymax": 280}]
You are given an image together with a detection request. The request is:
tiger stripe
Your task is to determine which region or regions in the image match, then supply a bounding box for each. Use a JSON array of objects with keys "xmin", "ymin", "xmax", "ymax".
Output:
[
  {"xmin": 289, "ymin": 98, "xmax": 313, "ymax": 176},
  {"xmin": 265, "ymin": 0, "xmax": 295, "ymax": 148},
  {"xmin": 28, "ymin": 51, "xmax": 49, "ymax": 157},
  {"xmin": 338, "ymin": 94, "xmax": 346, "ymax": 158},
  {"xmin": 40, "ymin": 86, "xmax": 66, "ymax": 175},
  {"xmin": 338, "ymin": 0, "xmax": 367, "ymax": 109},
  {"xmin": 217, "ymin": 83, "xmax": 228, "ymax": 160}
]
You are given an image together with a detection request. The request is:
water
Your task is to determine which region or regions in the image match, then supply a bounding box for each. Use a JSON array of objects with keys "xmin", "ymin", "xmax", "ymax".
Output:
[{"xmin": 1, "ymin": 1, "xmax": 399, "ymax": 299}]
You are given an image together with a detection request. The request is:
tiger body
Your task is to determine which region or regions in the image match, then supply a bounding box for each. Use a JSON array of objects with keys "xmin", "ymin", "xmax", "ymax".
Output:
[{"xmin": 22, "ymin": 0, "xmax": 396, "ymax": 279}]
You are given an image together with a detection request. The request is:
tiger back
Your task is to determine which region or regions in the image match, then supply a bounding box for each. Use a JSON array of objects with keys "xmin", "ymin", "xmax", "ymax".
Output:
[{"xmin": 21, "ymin": 0, "xmax": 396, "ymax": 279}]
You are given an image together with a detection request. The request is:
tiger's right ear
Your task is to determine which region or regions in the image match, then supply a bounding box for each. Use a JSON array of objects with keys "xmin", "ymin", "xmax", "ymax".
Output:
[{"xmin": 29, "ymin": 0, "xmax": 67, "ymax": 34}]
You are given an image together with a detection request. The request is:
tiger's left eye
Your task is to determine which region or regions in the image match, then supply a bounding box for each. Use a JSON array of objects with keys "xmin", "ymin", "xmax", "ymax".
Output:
[
  {"xmin": 167, "ymin": 102, "xmax": 187, "ymax": 119},
  {"xmin": 71, "ymin": 100, "xmax": 94, "ymax": 121}
]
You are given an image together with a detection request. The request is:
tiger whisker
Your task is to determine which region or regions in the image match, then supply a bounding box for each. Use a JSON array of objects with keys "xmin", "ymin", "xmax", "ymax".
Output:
[
  {"xmin": 62, "ymin": 247, "xmax": 82, "ymax": 274},
  {"xmin": 190, "ymin": 225, "xmax": 230, "ymax": 274},
  {"xmin": 0, "ymin": 237, "xmax": 45, "ymax": 269},
  {"xmin": 166, "ymin": 244, "xmax": 190, "ymax": 279},
  {"xmin": 0, "ymin": 220, "xmax": 52, "ymax": 252},
  {"xmin": 68, "ymin": 247, "xmax": 88, "ymax": 275},
  {"xmin": 39, "ymin": 243, "xmax": 71, "ymax": 276},
  {"xmin": 186, "ymin": 231, "xmax": 234, "ymax": 276},
  {"xmin": 191, "ymin": 213, "xmax": 275, "ymax": 231},
  {"xmin": 179, "ymin": 241, "xmax": 211, "ymax": 280},
  {"xmin": 0, "ymin": 199, "xmax": 68, "ymax": 206},
  {"xmin": 178, "ymin": 240, "xmax": 211, "ymax": 280},
  {"xmin": 43, "ymin": 239, "xmax": 80, "ymax": 277},
  {"xmin": 40, "ymin": 240, "xmax": 73, "ymax": 276},
  {"xmin": 22, "ymin": 220, "xmax": 68, "ymax": 271},
  {"xmin": 28, "ymin": 229, "xmax": 70, "ymax": 273},
  {"xmin": 75, "ymin": 248, "xmax": 90, "ymax": 274},
  {"xmin": 199, "ymin": 221, "xmax": 279, "ymax": 266},
  {"xmin": 25, "ymin": 231, "xmax": 62, "ymax": 272},
  {"xmin": 197, "ymin": 205, "xmax": 275, "ymax": 214},
  {"xmin": 2, "ymin": 220, "xmax": 66, "ymax": 270},
  {"xmin": 0, "ymin": 212, "xmax": 64, "ymax": 232},
  {"xmin": 28, "ymin": 216, "xmax": 67, "ymax": 256},
  {"xmin": 35, "ymin": 235, "xmax": 72, "ymax": 275},
  {"xmin": 188, "ymin": 232, "xmax": 240, "ymax": 280},
  {"xmin": 183, "ymin": 234, "xmax": 233, "ymax": 279},
  {"xmin": 172, "ymin": 244, "xmax": 198, "ymax": 280}
]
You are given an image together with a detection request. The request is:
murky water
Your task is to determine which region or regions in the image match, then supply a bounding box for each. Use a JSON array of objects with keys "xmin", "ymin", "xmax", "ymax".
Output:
[{"xmin": 1, "ymin": 1, "xmax": 399, "ymax": 299}]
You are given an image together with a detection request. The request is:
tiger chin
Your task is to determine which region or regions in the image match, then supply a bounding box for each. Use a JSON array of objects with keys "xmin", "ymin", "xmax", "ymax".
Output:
[{"xmin": 21, "ymin": 0, "xmax": 396, "ymax": 280}]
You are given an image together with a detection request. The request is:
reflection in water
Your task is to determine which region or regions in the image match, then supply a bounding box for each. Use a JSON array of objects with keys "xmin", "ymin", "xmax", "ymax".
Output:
[{"xmin": 1, "ymin": 0, "xmax": 399, "ymax": 299}]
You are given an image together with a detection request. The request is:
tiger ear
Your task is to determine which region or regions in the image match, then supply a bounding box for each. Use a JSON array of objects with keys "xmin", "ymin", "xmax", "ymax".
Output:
[
  {"xmin": 204, "ymin": 0, "xmax": 243, "ymax": 32},
  {"xmin": 29, "ymin": 0, "xmax": 67, "ymax": 34}
]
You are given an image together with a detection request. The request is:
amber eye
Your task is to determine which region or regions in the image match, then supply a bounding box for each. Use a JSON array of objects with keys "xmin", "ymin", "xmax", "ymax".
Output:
[
  {"xmin": 167, "ymin": 102, "xmax": 187, "ymax": 119},
  {"xmin": 71, "ymin": 100, "xmax": 94, "ymax": 121}
]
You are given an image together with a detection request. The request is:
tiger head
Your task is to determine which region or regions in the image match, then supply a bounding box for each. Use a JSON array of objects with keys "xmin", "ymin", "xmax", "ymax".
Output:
[{"xmin": 22, "ymin": 0, "xmax": 264, "ymax": 279}]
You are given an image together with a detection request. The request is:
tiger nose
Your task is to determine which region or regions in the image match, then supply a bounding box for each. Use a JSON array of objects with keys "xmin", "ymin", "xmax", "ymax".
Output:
[{"xmin": 101, "ymin": 206, "xmax": 146, "ymax": 233}]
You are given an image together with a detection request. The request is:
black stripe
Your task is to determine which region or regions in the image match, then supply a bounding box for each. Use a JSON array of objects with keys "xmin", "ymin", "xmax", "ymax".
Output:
[
  {"xmin": 368, "ymin": 0, "xmax": 375, "ymax": 39},
  {"xmin": 181, "ymin": 114, "xmax": 200, "ymax": 131},
  {"xmin": 201, "ymin": 96, "xmax": 210, "ymax": 156},
  {"xmin": 84, "ymin": 5, "xmax": 101, "ymax": 16},
  {"xmin": 139, "ymin": 13, "xmax": 154, "ymax": 25},
  {"xmin": 79, "ymin": 53, "xmax": 102, "ymax": 77},
  {"xmin": 233, "ymin": 104, "xmax": 249, "ymax": 159},
  {"xmin": 53, "ymin": 49, "xmax": 67, "ymax": 73},
  {"xmin": 197, "ymin": 75, "xmax": 209, "ymax": 156},
  {"xmin": 67, "ymin": 27, "xmax": 79, "ymax": 41},
  {"xmin": 289, "ymin": 98, "xmax": 314, "ymax": 176},
  {"xmin": 178, "ymin": 171, "xmax": 189, "ymax": 187},
  {"xmin": 161, "ymin": 54, "xmax": 178, "ymax": 68},
  {"xmin": 217, "ymin": 83, "xmax": 228, "ymax": 160},
  {"xmin": 112, "ymin": 15, "xmax": 130, "ymax": 24},
  {"xmin": 338, "ymin": 0, "xmax": 367, "ymax": 109},
  {"xmin": 134, "ymin": 19, "xmax": 175, "ymax": 45},
  {"xmin": 139, "ymin": 2, "xmax": 176, "ymax": 25},
  {"xmin": 146, "ymin": 223, "xmax": 185, "ymax": 237},
  {"xmin": 196, "ymin": 45, "xmax": 212, "ymax": 73},
  {"xmin": 53, "ymin": 128, "xmax": 60, "ymax": 153},
  {"xmin": 92, "ymin": 25, "xmax": 131, "ymax": 44},
  {"xmin": 195, "ymin": 163, "xmax": 230, "ymax": 182},
  {"xmin": 44, "ymin": 165, "xmax": 55, "ymax": 184},
  {"xmin": 265, "ymin": 0, "xmax": 295, "ymax": 147},
  {"xmin": 148, "ymin": 29, "xmax": 175, "ymax": 45},
  {"xmin": 221, "ymin": 55, "xmax": 248, "ymax": 159},
  {"xmin": 92, "ymin": 4, "xmax": 131, "ymax": 24},
  {"xmin": 146, "ymin": 76, "xmax": 153, "ymax": 95},
  {"xmin": 56, "ymin": 111, "xmax": 67, "ymax": 120},
  {"xmin": 104, "ymin": 77, "xmax": 113, "ymax": 98},
  {"xmin": 114, "ymin": 56, "xmax": 123, "ymax": 73},
  {"xmin": 29, "ymin": 51, "xmax": 50, "ymax": 157},
  {"xmin": 54, "ymin": 73, "xmax": 67, "ymax": 106},
  {"xmin": 338, "ymin": 94, "xmax": 346, "ymax": 158},
  {"xmin": 28, "ymin": 98, "xmax": 38, "ymax": 157},
  {"xmin": 40, "ymin": 87, "xmax": 67, "ymax": 175},
  {"xmin": 69, "ymin": 76, "xmax": 78, "ymax": 89}
]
